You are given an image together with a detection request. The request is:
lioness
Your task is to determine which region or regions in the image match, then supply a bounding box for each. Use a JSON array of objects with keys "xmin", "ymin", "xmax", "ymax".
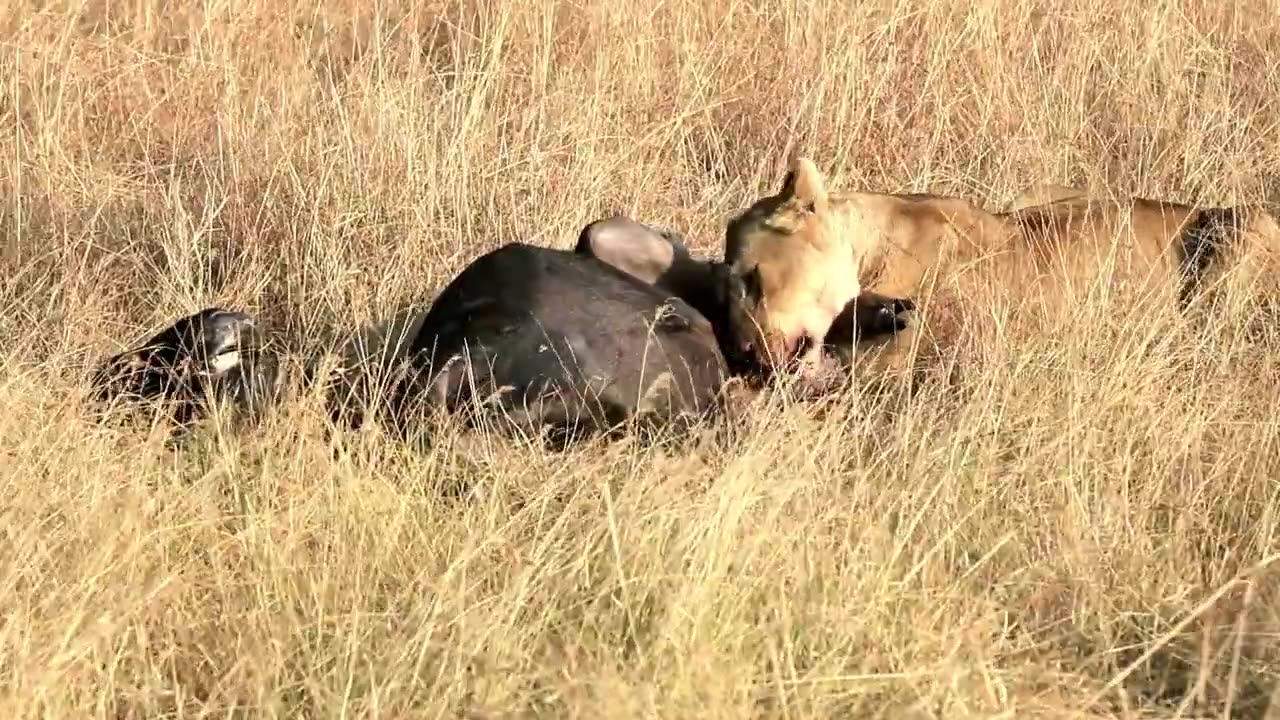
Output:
[
  {"xmin": 721, "ymin": 156, "xmax": 1280, "ymax": 374},
  {"xmin": 720, "ymin": 156, "xmax": 1011, "ymax": 374}
]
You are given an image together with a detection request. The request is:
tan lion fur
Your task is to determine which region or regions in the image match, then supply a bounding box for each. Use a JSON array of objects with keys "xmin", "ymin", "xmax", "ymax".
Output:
[{"xmin": 722, "ymin": 157, "xmax": 1280, "ymax": 377}]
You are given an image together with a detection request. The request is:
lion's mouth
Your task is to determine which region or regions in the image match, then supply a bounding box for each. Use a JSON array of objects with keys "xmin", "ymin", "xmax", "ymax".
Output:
[{"xmin": 757, "ymin": 332, "xmax": 813, "ymax": 370}]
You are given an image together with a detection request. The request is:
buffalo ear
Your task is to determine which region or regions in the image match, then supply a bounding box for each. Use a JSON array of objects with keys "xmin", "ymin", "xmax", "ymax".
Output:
[{"xmin": 577, "ymin": 215, "xmax": 677, "ymax": 285}]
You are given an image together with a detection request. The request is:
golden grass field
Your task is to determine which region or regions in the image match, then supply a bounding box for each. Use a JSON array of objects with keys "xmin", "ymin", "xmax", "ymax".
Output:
[{"xmin": 5, "ymin": 0, "xmax": 1280, "ymax": 717}]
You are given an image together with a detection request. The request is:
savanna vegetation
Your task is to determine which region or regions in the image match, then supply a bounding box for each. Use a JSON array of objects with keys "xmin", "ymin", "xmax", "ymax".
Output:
[{"xmin": 3, "ymin": 0, "xmax": 1280, "ymax": 716}]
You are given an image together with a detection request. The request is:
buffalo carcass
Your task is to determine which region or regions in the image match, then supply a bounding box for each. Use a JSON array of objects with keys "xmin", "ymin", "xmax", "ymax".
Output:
[
  {"xmin": 84, "ymin": 246, "xmax": 728, "ymax": 448},
  {"xmin": 385, "ymin": 241, "xmax": 734, "ymax": 447},
  {"xmin": 87, "ymin": 307, "xmax": 282, "ymax": 435}
]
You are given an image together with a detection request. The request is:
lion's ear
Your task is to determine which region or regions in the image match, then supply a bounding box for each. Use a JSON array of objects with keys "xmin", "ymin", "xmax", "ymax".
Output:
[{"xmin": 779, "ymin": 156, "xmax": 829, "ymax": 215}]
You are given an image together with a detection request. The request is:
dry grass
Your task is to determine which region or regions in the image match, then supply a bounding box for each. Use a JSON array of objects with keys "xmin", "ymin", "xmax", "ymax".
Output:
[{"xmin": 5, "ymin": 0, "xmax": 1280, "ymax": 717}]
